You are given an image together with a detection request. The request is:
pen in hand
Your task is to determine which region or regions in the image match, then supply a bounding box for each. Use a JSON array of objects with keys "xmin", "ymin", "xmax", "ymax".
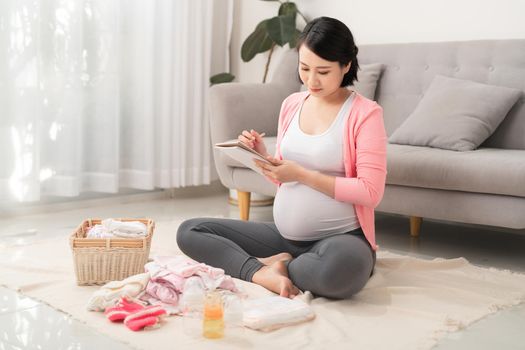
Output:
[{"xmin": 244, "ymin": 130, "xmax": 266, "ymax": 152}]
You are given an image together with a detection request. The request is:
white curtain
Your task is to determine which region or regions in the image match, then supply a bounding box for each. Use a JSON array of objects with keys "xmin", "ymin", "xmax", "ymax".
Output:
[{"xmin": 0, "ymin": 0, "xmax": 232, "ymax": 203}]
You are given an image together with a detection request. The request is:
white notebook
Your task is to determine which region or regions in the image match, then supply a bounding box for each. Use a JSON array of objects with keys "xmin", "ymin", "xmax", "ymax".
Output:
[{"xmin": 214, "ymin": 140, "xmax": 276, "ymax": 176}]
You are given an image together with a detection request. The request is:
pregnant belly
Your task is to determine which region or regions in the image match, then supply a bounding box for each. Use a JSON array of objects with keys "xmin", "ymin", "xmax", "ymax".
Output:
[{"xmin": 273, "ymin": 182, "xmax": 359, "ymax": 241}]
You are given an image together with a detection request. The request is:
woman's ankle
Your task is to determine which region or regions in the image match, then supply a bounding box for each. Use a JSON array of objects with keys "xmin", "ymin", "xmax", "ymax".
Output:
[
  {"xmin": 250, "ymin": 261, "xmax": 299, "ymax": 298},
  {"xmin": 257, "ymin": 252, "xmax": 292, "ymax": 266},
  {"xmin": 251, "ymin": 265, "xmax": 270, "ymax": 284}
]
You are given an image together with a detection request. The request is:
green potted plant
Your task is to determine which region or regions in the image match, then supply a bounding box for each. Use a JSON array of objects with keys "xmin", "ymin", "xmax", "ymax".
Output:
[{"xmin": 210, "ymin": 0, "xmax": 308, "ymax": 85}]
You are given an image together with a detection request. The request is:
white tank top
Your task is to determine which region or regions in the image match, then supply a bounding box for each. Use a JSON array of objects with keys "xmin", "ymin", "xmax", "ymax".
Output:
[{"xmin": 273, "ymin": 93, "xmax": 360, "ymax": 241}]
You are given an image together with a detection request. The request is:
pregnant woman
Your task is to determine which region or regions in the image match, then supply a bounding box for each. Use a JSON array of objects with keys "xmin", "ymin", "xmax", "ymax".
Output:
[{"xmin": 177, "ymin": 16, "xmax": 387, "ymax": 299}]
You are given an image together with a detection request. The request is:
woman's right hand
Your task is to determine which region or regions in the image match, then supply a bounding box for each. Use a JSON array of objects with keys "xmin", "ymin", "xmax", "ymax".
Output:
[{"xmin": 238, "ymin": 129, "xmax": 268, "ymax": 157}]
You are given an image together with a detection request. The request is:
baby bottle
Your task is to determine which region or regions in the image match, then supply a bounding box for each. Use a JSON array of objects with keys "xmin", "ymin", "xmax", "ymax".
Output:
[
  {"xmin": 202, "ymin": 290, "xmax": 224, "ymax": 339},
  {"xmin": 181, "ymin": 277, "xmax": 205, "ymax": 336}
]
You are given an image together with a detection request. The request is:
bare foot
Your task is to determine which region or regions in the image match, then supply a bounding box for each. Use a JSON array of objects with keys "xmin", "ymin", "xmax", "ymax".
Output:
[
  {"xmin": 252, "ymin": 260, "xmax": 300, "ymax": 298},
  {"xmin": 257, "ymin": 252, "xmax": 292, "ymax": 266}
]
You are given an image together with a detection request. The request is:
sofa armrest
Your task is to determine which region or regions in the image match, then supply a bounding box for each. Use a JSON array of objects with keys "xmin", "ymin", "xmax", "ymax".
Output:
[
  {"xmin": 209, "ymin": 83, "xmax": 294, "ymax": 144},
  {"xmin": 209, "ymin": 82, "xmax": 296, "ymax": 192}
]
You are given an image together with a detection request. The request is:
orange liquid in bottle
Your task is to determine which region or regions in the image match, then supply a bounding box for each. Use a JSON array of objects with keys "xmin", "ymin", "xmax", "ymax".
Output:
[{"xmin": 202, "ymin": 292, "xmax": 224, "ymax": 339}]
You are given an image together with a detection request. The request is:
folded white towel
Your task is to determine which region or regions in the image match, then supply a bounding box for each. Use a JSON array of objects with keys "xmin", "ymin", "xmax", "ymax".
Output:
[{"xmin": 243, "ymin": 296, "xmax": 315, "ymax": 331}]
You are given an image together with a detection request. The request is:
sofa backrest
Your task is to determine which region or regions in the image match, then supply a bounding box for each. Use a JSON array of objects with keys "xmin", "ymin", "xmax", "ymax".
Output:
[
  {"xmin": 360, "ymin": 39, "xmax": 525, "ymax": 150},
  {"xmin": 272, "ymin": 40, "xmax": 525, "ymax": 150}
]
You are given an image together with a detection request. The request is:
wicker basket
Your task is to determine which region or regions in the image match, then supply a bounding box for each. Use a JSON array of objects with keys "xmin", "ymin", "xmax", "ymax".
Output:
[{"xmin": 70, "ymin": 218, "xmax": 155, "ymax": 286}]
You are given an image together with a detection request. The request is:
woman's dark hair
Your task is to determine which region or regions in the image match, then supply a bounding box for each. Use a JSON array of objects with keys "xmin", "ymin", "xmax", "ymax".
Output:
[{"xmin": 296, "ymin": 17, "xmax": 359, "ymax": 87}]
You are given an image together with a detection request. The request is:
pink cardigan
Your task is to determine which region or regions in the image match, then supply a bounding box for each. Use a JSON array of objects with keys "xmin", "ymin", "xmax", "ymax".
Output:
[{"xmin": 273, "ymin": 91, "xmax": 387, "ymax": 250}]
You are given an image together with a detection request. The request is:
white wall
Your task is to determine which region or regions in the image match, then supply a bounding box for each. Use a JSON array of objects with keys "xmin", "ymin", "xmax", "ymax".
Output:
[
  {"xmin": 211, "ymin": 0, "xmax": 234, "ymax": 78},
  {"xmin": 231, "ymin": 0, "xmax": 525, "ymax": 84}
]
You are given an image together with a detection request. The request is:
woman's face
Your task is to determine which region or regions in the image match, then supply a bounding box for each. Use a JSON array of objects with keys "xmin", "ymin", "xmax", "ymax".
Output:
[{"xmin": 298, "ymin": 44, "xmax": 350, "ymax": 98}]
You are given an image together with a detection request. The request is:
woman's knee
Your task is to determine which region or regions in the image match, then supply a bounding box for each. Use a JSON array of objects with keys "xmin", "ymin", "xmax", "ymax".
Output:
[
  {"xmin": 176, "ymin": 218, "xmax": 206, "ymax": 251},
  {"xmin": 297, "ymin": 246, "xmax": 374, "ymax": 299},
  {"xmin": 329, "ymin": 271, "xmax": 370, "ymax": 299},
  {"xmin": 320, "ymin": 270, "xmax": 370, "ymax": 299},
  {"xmin": 317, "ymin": 260, "xmax": 371, "ymax": 299}
]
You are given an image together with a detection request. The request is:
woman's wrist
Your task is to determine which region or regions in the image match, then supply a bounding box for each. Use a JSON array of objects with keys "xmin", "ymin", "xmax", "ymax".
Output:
[
  {"xmin": 256, "ymin": 147, "xmax": 269, "ymax": 158},
  {"xmin": 297, "ymin": 168, "xmax": 314, "ymax": 184},
  {"xmin": 297, "ymin": 168, "xmax": 336, "ymax": 198}
]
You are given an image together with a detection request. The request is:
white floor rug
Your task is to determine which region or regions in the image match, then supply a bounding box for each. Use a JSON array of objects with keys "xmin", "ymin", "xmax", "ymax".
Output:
[{"xmin": 1, "ymin": 219, "xmax": 525, "ymax": 350}]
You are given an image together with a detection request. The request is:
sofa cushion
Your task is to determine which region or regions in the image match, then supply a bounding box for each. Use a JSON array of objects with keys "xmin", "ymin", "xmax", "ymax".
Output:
[
  {"xmin": 350, "ymin": 63, "xmax": 384, "ymax": 100},
  {"xmin": 222, "ymin": 138, "xmax": 525, "ymax": 198},
  {"xmin": 388, "ymin": 75, "xmax": 522, "ymax": 151},
  {"xmin": 387, "ymin": 144, "xmax": 525, "ymax": 197},
  {"xmin": 299, "ymin": 63, "xmax": 384, "ymax": 101}
]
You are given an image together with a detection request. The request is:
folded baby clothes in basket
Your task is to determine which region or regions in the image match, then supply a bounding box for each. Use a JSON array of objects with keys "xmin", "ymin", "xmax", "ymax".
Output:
[{"xmin": 87, "ymin": 219, "xmax": 147, "ymax": 239}]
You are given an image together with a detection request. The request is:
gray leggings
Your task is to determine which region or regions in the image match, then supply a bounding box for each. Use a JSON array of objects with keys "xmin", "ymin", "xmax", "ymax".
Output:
[{"xmin": 176, "ymin": 218, "xmax": 376, "ymax": 299}]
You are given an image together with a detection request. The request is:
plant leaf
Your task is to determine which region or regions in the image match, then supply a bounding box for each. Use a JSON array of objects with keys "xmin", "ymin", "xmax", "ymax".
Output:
[
  {"xmin": 241, "ymin": 19, "xmax": 274, "ymax": 62},
  {"xmin": 210, "ymin": 73, "xmax": 235, "ymax": 85},
  {"xmin": 278, "ymin": 2, "xmax": 297, "ymax": 21},
  {"xmin": 288, "ymin": 28, "xmax": 301, "ymax": 48},
  {"xmin": 266, "ymin": 15, "xmax": 295, "ymax": 47}
]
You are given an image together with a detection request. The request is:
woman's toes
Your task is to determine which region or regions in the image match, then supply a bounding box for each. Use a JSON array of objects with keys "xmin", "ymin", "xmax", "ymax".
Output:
[
  {"xmin": 278, "ymin": 278, "xmax": 300, "ymax": 299},
  {"xmin": 288, "ymin": 284, "xmax": 300, "ymax": 298},
  {"xmin": 280, "ymin": 280, "xmax": 291, "ymax": 298}
]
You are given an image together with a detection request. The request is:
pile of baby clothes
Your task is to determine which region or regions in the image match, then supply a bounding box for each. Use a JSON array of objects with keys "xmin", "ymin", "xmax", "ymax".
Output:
[
  {"xmin": 86, "ymin": 272, "xmax": 165, "ymax": 331},
  {"xmin": 142, "ymin": 255, "xmax": 239, "ymax": 314},
  {"xmin": 87, "ymin": 272, "xmax": 151, "ymax": 312},
  {"xmin": 87, "ymin": 255, "xmax": 239, "ymax": 331}
]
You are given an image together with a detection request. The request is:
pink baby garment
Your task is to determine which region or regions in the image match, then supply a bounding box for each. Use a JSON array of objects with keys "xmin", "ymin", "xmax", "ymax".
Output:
[{"xmin": 142, "ymin": 255, "xmax": 238, "ymax": 313}]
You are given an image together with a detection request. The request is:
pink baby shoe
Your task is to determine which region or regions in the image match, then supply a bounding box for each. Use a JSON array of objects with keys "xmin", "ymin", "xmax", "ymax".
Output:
[
  {"xmin": 124, "ymin": 305, "xmax": 167, "ymax": 331},
  {"xmin": 104, "ymin": 297, "xmax": 145, "ymax": 322}
]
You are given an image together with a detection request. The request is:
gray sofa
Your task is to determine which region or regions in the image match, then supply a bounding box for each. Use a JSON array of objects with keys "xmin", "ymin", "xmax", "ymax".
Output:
[{"xmin": 209, "ymin": 39, "xmax": 525, "ymax": 236}]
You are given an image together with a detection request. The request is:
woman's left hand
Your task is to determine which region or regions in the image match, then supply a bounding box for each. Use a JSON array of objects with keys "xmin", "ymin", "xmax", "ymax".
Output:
[{"xmin": 253, "ymin": 156, "xmax": 305, "ymax": 183}]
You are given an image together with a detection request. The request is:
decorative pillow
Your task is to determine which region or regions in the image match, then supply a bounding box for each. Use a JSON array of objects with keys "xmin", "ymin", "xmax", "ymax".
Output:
[
  {"xmin": 299, "ymin": 63, "xmax": 384, "ymax": 101},
  {"xmin": 350, "ymin": 63, "xmax": 384, "ymax": 100},
  {"xmin": 388, "ymin": 75, "xmax": 522, "ymax": 151}
]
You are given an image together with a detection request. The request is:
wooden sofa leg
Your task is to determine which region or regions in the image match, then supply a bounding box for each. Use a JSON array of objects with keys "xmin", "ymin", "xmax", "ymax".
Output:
[
  {"xmin": 237, "ymin": 191, "xmax": 251, "ymax": 221},
  {"xmin": 410, "ymin": 216, "xmax": 422, "ymax": 237}
]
